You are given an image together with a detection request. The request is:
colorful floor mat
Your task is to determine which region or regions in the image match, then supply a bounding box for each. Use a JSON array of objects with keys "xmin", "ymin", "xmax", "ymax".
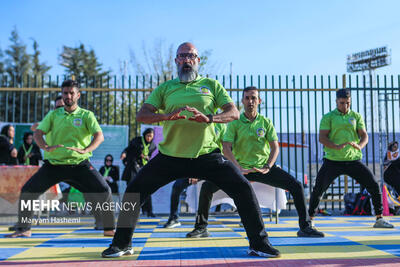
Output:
[{"xmin": 1, "ymin": 216, "xmax": 400, "ymax": 266}]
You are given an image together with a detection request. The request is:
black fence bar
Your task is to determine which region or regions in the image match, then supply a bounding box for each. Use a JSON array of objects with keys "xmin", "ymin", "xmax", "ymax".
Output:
[{"xmin": 1, "ymin": 74, "xmax": 399, "ymax": 212}]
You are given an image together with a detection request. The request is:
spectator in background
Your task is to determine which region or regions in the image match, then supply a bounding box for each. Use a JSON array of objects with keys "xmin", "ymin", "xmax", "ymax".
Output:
[
  {"xmin": 17, "ymin": 132, "xmax": 42, "ymax": 165},
  {"xmin": 0, "ymin": 125, "xmax": 18, "ymax": 165},
  {"xmin": 120, "ymin": 128, "xmax": 157, "ymax": 217},
  {"xmin": 384, "ymin": 141, "xmax": 400, "ymax": 194},
  {"xmin": 99, "ymin": 154, "xmax": 119, "ymax": 194}
]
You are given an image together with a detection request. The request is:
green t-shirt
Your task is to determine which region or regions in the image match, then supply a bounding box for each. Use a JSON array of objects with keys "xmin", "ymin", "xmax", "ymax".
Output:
[
  {"xmin": 224, "ymin": 113, "xmax": 278, "ymax": 169},
  {"xmin": 320, "ymin": 108, "xmax": 365, "ymax": 161},
  {"xmin": 145, "ymin": 76, "xmax": 233, "ymax": 158},
  {"xmin": 214, "ymin": 123, "xmax": 227, "ymax": 151},
  {"xmin": 37, "ymin": 106, "xmax": 102, "ymax": 165}
]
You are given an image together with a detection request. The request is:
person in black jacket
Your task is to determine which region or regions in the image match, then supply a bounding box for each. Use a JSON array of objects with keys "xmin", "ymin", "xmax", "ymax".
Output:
[
  {"xmin": 99, "ymin": 154, "xmax": 119, "ymax": 194},
  {"xmin": 120, "ymin": 128, "xmax": 156, "ymax": 217},
  {"xmin": 0, "ymin": 125, "xmax": 18, "ymax": 165},
  {"xmin": 17, "ymin": 132, "xmax": 42, "ymax": 165},
  {"xmin": 384, "ymin": 141, "xmax": 400, "ymax": 194}
]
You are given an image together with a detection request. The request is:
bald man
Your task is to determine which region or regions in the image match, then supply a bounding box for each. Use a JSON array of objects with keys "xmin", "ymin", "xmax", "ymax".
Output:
[{"xmin": 102, "ymin": 42, "xmax": 280, "ymax": 258}]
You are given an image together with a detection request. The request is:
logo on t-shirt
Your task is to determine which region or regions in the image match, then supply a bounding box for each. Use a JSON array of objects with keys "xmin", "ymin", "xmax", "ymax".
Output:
[
  {"xmin": 73, "ymin": 118, "xmax": 83, "ymax": 127},
  {"xmin": 256, "ymin": 128, "xmax": 266, "ymax": 137},
  {"xmin": 349, "ymin": 117, "xmax": 356, "ymax": 126},
  {"xmin": 199, "ymin": 86, "xmax": 210, "ymax": 95}
]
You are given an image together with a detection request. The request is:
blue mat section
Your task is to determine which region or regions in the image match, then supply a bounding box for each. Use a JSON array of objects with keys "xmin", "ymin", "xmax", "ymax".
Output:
[
  {"xmin": 150, "ymin": 231, "xmax": 241, "ymax": 238},
  {"xmin": 137, "ymin": 246, "xmax": 255, "ymax": 260},
  {"xmin": 137, "ymin": 221, "xmax": 160, "ymax": 225},
  {"xmin": 268, "ymin": 236, "xmax": 360, "ymax": 246},
  {"xmin": 367, "ymin": 245, "xmax": 400, "ymax": 257},
  {"xmin": 198, "ymin": 225, "xmax": 228, "ymax": 228},
  {"xmin": 35, "ymin": 237, "xmax": 147, "ymax": 247},
  {"xmin": 208, "ymin": 231, "xmax": 242, "ymax": 237},
  {"xmin": 150, "ymin": 232, "xmax": 187, "ymax": 238},
  {"xmin": 71, "ymin": 229, "xmax": 104, "ymax": 234},
  {"xmin": 314, "ymin": 223, "xmax": 366, "ymax": 227},
  {"xmin": 0, "ymin": 233, "xmax": 65, "ymax": 238},
  {"xmin": 134, "ymin": 229, "xmax": 155, "ymax": 233},
  {"xmin": 325, "ymin": 230, "xmax": 400, "ymax": 236},
  {"xmin": 0, "ymin": 248, "xmax": 29, "ymax": 261}
]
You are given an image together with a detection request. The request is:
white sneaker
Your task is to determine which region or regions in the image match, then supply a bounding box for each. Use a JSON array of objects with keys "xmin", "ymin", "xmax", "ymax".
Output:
[{"xmin": 373, "ymin": 218, "xmax": 394, "ymax": 228}]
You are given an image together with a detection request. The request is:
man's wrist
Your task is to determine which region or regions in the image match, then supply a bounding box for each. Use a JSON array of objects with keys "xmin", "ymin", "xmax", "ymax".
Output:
[
  {"xmin": 206, "ymin": 114, "xmax": 213, "ymax": 124},
  {"xmin": 161, "ymin": 114, "xmax": 169, "ymax": 121}
]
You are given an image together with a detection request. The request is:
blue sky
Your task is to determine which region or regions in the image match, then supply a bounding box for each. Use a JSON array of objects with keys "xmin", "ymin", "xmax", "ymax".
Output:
[{"xmin": 1, "ymin": 0, "xmax": 399, "ymax": 77}]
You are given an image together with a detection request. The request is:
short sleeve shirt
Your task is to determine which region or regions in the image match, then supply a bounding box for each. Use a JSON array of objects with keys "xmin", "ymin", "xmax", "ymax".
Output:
[
  {"xmin": 319, "ymin": 108, "xmax": 365, "ymax": 161},
  {"xmin": 37, "ymin": 107, "xmax": 102, "ymax": 165},
  {"xmin": 145, "ymin": 76, "xmax": 232, "ymax": 158},
  {"xmin": 224, "ymin": 113, "xmax": 278, "ymax": 169}
]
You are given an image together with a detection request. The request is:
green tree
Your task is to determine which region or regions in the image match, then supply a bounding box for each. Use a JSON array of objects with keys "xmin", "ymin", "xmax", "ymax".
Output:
[
  {"xmin": 0, "ymin": 47, "xmax": 5, "ymax": 75},
  {"xmin": 59, "ymin": 43, "xmax": 111, "ymax": 87},
  {"xmin": 31, "ymin": 39, "xmax": 51, "ymax": 84},
  {"xmin": 5, "ymin": 27, "xmax": 31, "ymax": 87}
]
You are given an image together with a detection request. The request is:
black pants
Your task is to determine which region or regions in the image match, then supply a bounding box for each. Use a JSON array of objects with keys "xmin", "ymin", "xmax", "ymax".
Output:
[
  {"xmin": 141, "ymin": 196, "xmax": 153, "ymax": 215},
  {"xmin": 123, "ymin": 163, "xmax": 153, "ymax": 215},
  {"xmin": 16, "ymin": 160, "xmax": 115, "ymax": 231},
  {"xmin": 112, "ymin": 151, "xmax": 270, "ymax": 249},
  {"xmin": 169, "ymin": 178, "xmax": 191, "ymax": 220},
  {"xmin": 195, "ymin": 165, "xmax": 311, "ymax": 230},
  {"xmin": 384, "ymin": 159, "xmax": 400, "ymax": 194},
  {"xmin": 309, "ymin": 159, "xmax": 383, "ymax": 217}
]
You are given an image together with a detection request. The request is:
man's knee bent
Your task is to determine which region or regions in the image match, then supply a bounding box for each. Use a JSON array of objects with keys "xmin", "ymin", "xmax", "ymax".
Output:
[
  {"xmin": 287, "ymin": 179, "xmax": 305, "ymax": 193},
  {"xmin": 21, "ymin": 180, "xmax": 44, "ymax": 194}
]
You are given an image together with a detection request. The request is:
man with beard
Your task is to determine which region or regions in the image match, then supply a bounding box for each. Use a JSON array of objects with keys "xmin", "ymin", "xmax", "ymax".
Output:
[
  {"xmin": 102, "ymin": 42, "xmax": 281, "ymax": 258},
  {"xmin": 6, "ymin": 80, "xmax": 115, "ymax": 238},
  {"xmin": 187, "ymin": 87, "xmax": 324, "ymax": 238}
]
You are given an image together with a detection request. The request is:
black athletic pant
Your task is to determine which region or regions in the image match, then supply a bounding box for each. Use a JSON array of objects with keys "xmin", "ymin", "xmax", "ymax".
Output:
[
  {"xmin": 141, "ymin": 196, "xmax": 153, "ymax": 215},
  {"xmin": 194, "ymin": 165, "xmax": 311, "ymax": 230},
  {"xmin": 384, "ymin": 159, "xmax": 400, "ymax": 194},
  {"xmin": 309, "ymin": 159, "xmax": 383, "ymax": 217},
  {"xmin": 169, "ymin": 178, "xmax": 191, "ymax": 220},
  {"xmin": 16, "ymin": 160, "xmax": 115, "ymax": 231},
  {"xmin": 112, "ymin": 150, "xmax": 270, "ymax": 249}
]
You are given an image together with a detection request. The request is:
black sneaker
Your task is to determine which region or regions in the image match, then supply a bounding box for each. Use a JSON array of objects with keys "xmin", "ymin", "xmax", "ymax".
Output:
[
  {"xmin": 163, "ymin": 219, "xmax": 181, "ymax": 229},
  {"xmin": 101, "ymin": 245, "xmax": 134, "ymax": 258},
  {"xmin": 186, "ymin": 228, "xmax": 210, "ymax": 238},
  {"xmin": 297, "ymin": 226, "xmax": 325, "ymax": 237},
  {"xmin": 248, "ymin": 243, "xmax": 281, "ymax": 258}
]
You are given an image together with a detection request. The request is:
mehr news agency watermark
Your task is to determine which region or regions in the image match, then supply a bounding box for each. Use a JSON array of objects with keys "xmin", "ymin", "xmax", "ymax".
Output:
[{"xmin": 19, "ymin": 197, "xmax": 138, "ymax": 225}]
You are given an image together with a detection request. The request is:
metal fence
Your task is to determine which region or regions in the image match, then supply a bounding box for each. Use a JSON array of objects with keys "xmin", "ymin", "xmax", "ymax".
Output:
[{"xmin": 1, "ymin": 74, "xmax": 399, "ymax": 211}]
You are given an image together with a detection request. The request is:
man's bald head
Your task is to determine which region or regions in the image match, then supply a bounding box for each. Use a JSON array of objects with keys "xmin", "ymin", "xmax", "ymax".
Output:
[{"xmin": 176, "ymin": 42, "xmax": 198, "ymax": 55}]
